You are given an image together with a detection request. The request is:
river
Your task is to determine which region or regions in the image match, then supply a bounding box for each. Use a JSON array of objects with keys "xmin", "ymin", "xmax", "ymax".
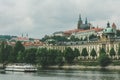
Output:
[{"xmin": 0, "ymin": 69, "xmax": 120, "ymax": 80}]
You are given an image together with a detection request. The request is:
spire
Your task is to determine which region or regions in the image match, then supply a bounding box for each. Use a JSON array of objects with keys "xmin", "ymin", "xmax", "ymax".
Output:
[
  {"xmin": 107, "ymin": 21, "xmax": 110, "ymax": 28},
  {"xmin": 112, "ymin": 22, "xmax": 116, "ymax": 29},
  {"xmin": 77, "ymin": 14, "xmax": 82, "ymax": 29},
  {"xmin": 22, "ymin": 34, "xmax": 23, "ymax": 37},
  {"xmin": 79, "ymin": 14, "xmax": 81, "ymax": 21},
  {"xmin": 85, "ymin": 17, "xmax": 88, "ymax": 24},
  {"xmin": 26, "ymin": 33, "xmax": 28, "ymax": 37}
]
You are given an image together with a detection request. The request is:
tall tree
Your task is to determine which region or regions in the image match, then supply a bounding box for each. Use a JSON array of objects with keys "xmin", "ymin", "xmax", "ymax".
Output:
[
  {"xmin": 24, "ymin": 48, "xmax": 37, "ymax": 64},
  {"xmin": 64, "ymin": 47, "xmax": 75, "ymax": 64},
  {"xmin": 98, "ymin": 52, "xmax": 111, "ymax": 67},
  {"xmin": 0, "ymin": 41, "xmax": 12, "ymax": 63},
  {"xmin": 118, "ymin": 44, "xmax": 120, "ymax": 56},
  {"xmin": 13, "ymin": 41, "xmax": 25, "ymax": 62},
  {"xmin": 99, "ymin": 48, "xmax": 106, "ymax": 56},
  {"xmin": 90, "ymin": 48, "xmax": 97, "ymax": 58},
  {"xmin": 0, "ymin": 41, "xmax": 6, "ymax": 63},
  {"xmin": 74, "ymin": 48, "xmax": 80, "ymax": 58},
  {"xmin": 36, "ymin": 48, "xmax": 49, "ymax": 67},
  {"xmin": 55, "ymin": 50, "xmax": 64, "ymax": 66},
  {"xmin": 81, "ymin": 48, "xmax": 88, "ymax": 58},
  {"xmin": 109, "ymin": 47, "xmax": 116, "ymax": 57}
]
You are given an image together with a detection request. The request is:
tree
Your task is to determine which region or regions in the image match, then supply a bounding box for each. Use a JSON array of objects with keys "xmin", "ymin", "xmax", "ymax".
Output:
[
  {"xmin": 74, "ymin": 48, "xmax": 80, "ymax": 58},
  {"xmin": 64, "ymin": 47, "xmax": 75, "ymax": 64},
  {"xmin": 0, "ymin": 41, "xmax": 13, "ymax": 63},
  {"xmin": 55, "ymin": 50, "xmax": 64, "ymax": 66},
  {"xmin": 81, "ymin": 48, "xmax": 88, "ymax": 58},
  {"xmin": 98, "ymin": 52, "xmax": 111, "ymax": 67},
  {"xmin": 118, "ymin": 44, "xmax": 120, "ymax": 56},
  {"xmin": 17, "ymin": 51, "xmax": 25, "ymax": 63},
  {"xmin": 109, "ymin": 47, "xmax": 116, "ymax": 57},
  {"xmin": 90, "ymin": 48, "xmax": 97, "ymax": 58},
  {"xmin": 4, "ymin": 45, "xmax": 13, "ymax": 63},
  {"xmin": 13, "ymin": 41, "xmax": 25, "ymax": 62},
  {"xmin": 99, "ymin": 48, "xmax": 106, "ymax": 56},
  {"xmin": 70, "ymin": 36, "xmax": 80, "ymax": 41},
  {"xmin": 0, "ymin": 41, "xmax": 7, "ymax": 63},
  {"xmin": 24, "ymin": 48, "xmax": 37, "ymax": 64},
  {"xmin": 48, "ymin": 49, "xmax": 57, "ymax": 65},
  {"xmin": 36, "ymin": 48, "xmax": 49, "ymax": 67}
]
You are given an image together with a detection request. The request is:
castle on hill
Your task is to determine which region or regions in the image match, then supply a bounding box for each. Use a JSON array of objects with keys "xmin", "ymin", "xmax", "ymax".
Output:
[{"xmin": 41, "ymin": 15, "xmax": 120, "ymax": 59}]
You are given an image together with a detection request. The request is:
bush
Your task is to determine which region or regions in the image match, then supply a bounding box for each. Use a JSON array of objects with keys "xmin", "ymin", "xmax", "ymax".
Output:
[{"xmin": 98, "ymin": 53, "xmax": 112, "ymax": 67}]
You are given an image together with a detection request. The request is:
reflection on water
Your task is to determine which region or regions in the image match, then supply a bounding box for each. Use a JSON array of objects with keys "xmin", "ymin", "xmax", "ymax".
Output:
[{"xmin": 0, "ymin": 69, "xmax": 120, "ymax": 80}]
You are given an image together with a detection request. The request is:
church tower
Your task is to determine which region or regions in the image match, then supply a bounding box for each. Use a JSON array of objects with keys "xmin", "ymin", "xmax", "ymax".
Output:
[
  {"xmin": 77, "ymin": 14, "xmax": 82, "ymax": 29},
  {"xmin": 85, "ymin": 17, "xmax": 88, "ymax": 24}
]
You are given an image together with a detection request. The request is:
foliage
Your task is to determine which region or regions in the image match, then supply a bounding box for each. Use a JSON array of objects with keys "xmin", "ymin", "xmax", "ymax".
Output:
[
  {"xmin": 109, "ymin": 47, "xmax": 116, "ymax": 57},
  {"xmin": 90, "ymin": 48, "xmax": 97, "ymax": 57},
  {"xmin": 89, "ymin": 34, "xmax": 97, "ymax": 40},
  {"xmin": 24, "ymin": 48, "xmax": 37, "ymax": 64},
  {"xmin": 116, "ymin": 30, "xmax": 120, "ymax": 36},
  {"xmin": 36, "ymin": 48, "xmax": 63, "ymax": 67},
  {"xmin": 70, "ymin": 36, "xmax": 80, "ymax": 41},
  {"xmin": 98, "ymin": 53, "xmax": 112, "ymax": 67},
  {"xmin": 74, "ymin": 48, "xmax": 80, "ymax": 58},
  {"xmin": 55, "ymin": 50, "xmax": 64, "ymax": 66},
  {"xmin": 64, "ymin": 47, "xmax": 75, "ymax": 64},
  {"xmin": 81, "ymin": 48, "xmax": 88, "ymax": 57},
  {"xmin": 99, "ymin": 48, "xmax": 106, "ymax": 56},
  {"xmin": 13, "ymin": 41, "xmax": 25, "ymax": 62},
  {"xmin": 118, "ymin": 44, "xmax": 120, "ymax": 56},
  {"xmin": 36, "ymin": 48, "xmax": 48, "ymax": 67}
]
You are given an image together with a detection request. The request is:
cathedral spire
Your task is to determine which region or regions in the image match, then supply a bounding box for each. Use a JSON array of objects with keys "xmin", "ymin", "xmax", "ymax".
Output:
[
  {"xmin": 79, "ymin": 14, "xmax": 81, "ymax": 21},
  {"xmin": 77, "ymin": 14, "xmax": 82, "ymax": 29},
  {"xmin": 85, "ymin": 17, "xmax": 88, "ymax": 24},
  {"xmin": 107, "ymin": 21, "xmax": 110, "ymax": 28}
]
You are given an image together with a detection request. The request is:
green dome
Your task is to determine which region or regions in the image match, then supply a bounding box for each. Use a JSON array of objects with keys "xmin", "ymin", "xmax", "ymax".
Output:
[{"xmin": 103, "ymin": 27, "xmax": 115, "ymax": 34}]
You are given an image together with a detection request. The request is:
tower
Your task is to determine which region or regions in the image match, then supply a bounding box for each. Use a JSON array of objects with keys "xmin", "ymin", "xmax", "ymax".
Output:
[
  {"xmin": 77, "ymin": 14, "xmax": 82, "ymax": 29},
  {"xmin": 107, "ymin": 21, "xmax": 110, "ymax": 28},
  {"xmin": 85, "ymin": 17, "xmax": 88, "ymax": 24}
]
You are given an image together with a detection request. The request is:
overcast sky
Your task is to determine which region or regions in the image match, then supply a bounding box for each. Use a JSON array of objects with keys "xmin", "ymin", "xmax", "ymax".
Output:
[{"xmin": 0, "ymin": 0, "xmax": 120, "ymax": 38}]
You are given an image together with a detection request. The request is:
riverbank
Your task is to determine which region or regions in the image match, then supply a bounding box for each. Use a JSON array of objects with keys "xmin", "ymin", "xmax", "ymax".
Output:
[{"xmin": 47, "ymin": 65, "xmax": 120, "ymax": 70}]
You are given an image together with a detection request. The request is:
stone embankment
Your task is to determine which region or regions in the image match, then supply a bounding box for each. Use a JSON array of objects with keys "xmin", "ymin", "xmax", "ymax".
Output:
[{"xmin": 48, "ymin": 65, "xmax": 120, "ymax": 70}]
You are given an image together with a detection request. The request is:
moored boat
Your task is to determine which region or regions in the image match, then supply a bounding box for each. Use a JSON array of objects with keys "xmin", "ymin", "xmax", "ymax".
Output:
[{"xmin": 5, "ymin": 63, "xmax": 37, "ymax": 72}]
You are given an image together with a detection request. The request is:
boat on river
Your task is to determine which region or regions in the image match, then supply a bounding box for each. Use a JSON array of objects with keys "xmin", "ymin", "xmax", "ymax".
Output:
[{"xmin": 5, "ymin": 63, "xmax": 37, "ymax": 72}]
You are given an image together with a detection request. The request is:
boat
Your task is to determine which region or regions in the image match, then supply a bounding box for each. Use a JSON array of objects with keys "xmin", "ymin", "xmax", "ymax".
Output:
[{"xmin": 5, "ymin": 63, "xmax": 37, "ymax": 72}]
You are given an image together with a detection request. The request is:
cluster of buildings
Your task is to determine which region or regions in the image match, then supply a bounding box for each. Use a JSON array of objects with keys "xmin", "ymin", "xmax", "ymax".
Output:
[
  {"xmin": 41, "ymin": 15, "xmax": 120, "ymax": 59},
  {"xmin": 1, "ymin": 14, "xmax": 120, "ymax": 59},
  {"xmin": 0, "ymin": 34, "xmax": 44, "ymax": 48}
]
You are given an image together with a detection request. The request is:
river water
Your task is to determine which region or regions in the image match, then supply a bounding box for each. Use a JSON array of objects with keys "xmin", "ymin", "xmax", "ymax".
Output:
[{"xmin": 0, "ymin": 69, "xmax": 120, "ymax": 80}]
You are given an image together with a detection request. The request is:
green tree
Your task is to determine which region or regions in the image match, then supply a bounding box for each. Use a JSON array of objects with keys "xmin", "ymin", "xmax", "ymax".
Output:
[
  {"xmin": 70, "ymin": 36, "xmax": 80, "ymax": 41},
  {"xmin": 13, "ymin": 41, "xmax": 25, "ymax": 62},
  {"xmin": 118, "ymin": 44, "xmax": 120, "ymax": 56},
  {"xmin": 64, "ymin": 47, "xmax": 75, "ymax": 64},
  {"xmin": 55, "ymin": 50, "xmax": 64, "ymax": 66},
  {"xmin": 48, "ymin": 49, "xmax": 57, "ymax": 65},
  {"xmin": 74, "ymin": 48, "xmax": 80, "ymax": 58},
  {"xmin": 4, "ymin": 45, "xmax": 13, "ymax": 63},
  {"xmin": 0, "ymin": 41, "xmax": 6, "ymax": 63},
  {"xmin": 0, "ymin": 41, "xmax": 12, "ymax": 63},
  {"xmin": 17, "ymin": 51, "xmax": 25, "ymax": 63},
  {"xmin": 98, "ymin": 53, "xmax": 111, "ymax": 67},
  {"xmin": 81, "ymin": 48, "xmax": 88, "ymax": 58},
  {"xmin": 109, "ymin": 47, "xmax": 116, "ymax": 57},
  {"xmin": 90, "ymin": 48, "xmax": 97, "ymax": 58},
  {"xmin": 24, "ymin": 48, "xmax": 37, "ymax": 64},
  {"xmin": 36, "ymin": 48, "xmax": 49, "ymax": 67},
  {"xmin": 99, "ymin": 48, "xmax": 106, "ymax": 56}
]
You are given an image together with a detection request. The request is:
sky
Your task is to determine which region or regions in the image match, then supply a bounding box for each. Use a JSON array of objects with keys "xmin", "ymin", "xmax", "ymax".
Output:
[{"xmin": 0, "ymin": 0, "xmax": 120, "ymax": 39}]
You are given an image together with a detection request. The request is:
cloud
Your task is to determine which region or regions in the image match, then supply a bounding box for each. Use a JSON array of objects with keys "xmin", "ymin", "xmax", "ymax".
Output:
[{"xmin": 0, "ymin": 0, "xmax": 120, "ymax": 38}]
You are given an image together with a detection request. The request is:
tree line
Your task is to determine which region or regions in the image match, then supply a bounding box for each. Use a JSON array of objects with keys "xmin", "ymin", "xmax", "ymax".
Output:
[{"xmin": 0, "ymin": 41, "xmax": 120, "ymax": 67}]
